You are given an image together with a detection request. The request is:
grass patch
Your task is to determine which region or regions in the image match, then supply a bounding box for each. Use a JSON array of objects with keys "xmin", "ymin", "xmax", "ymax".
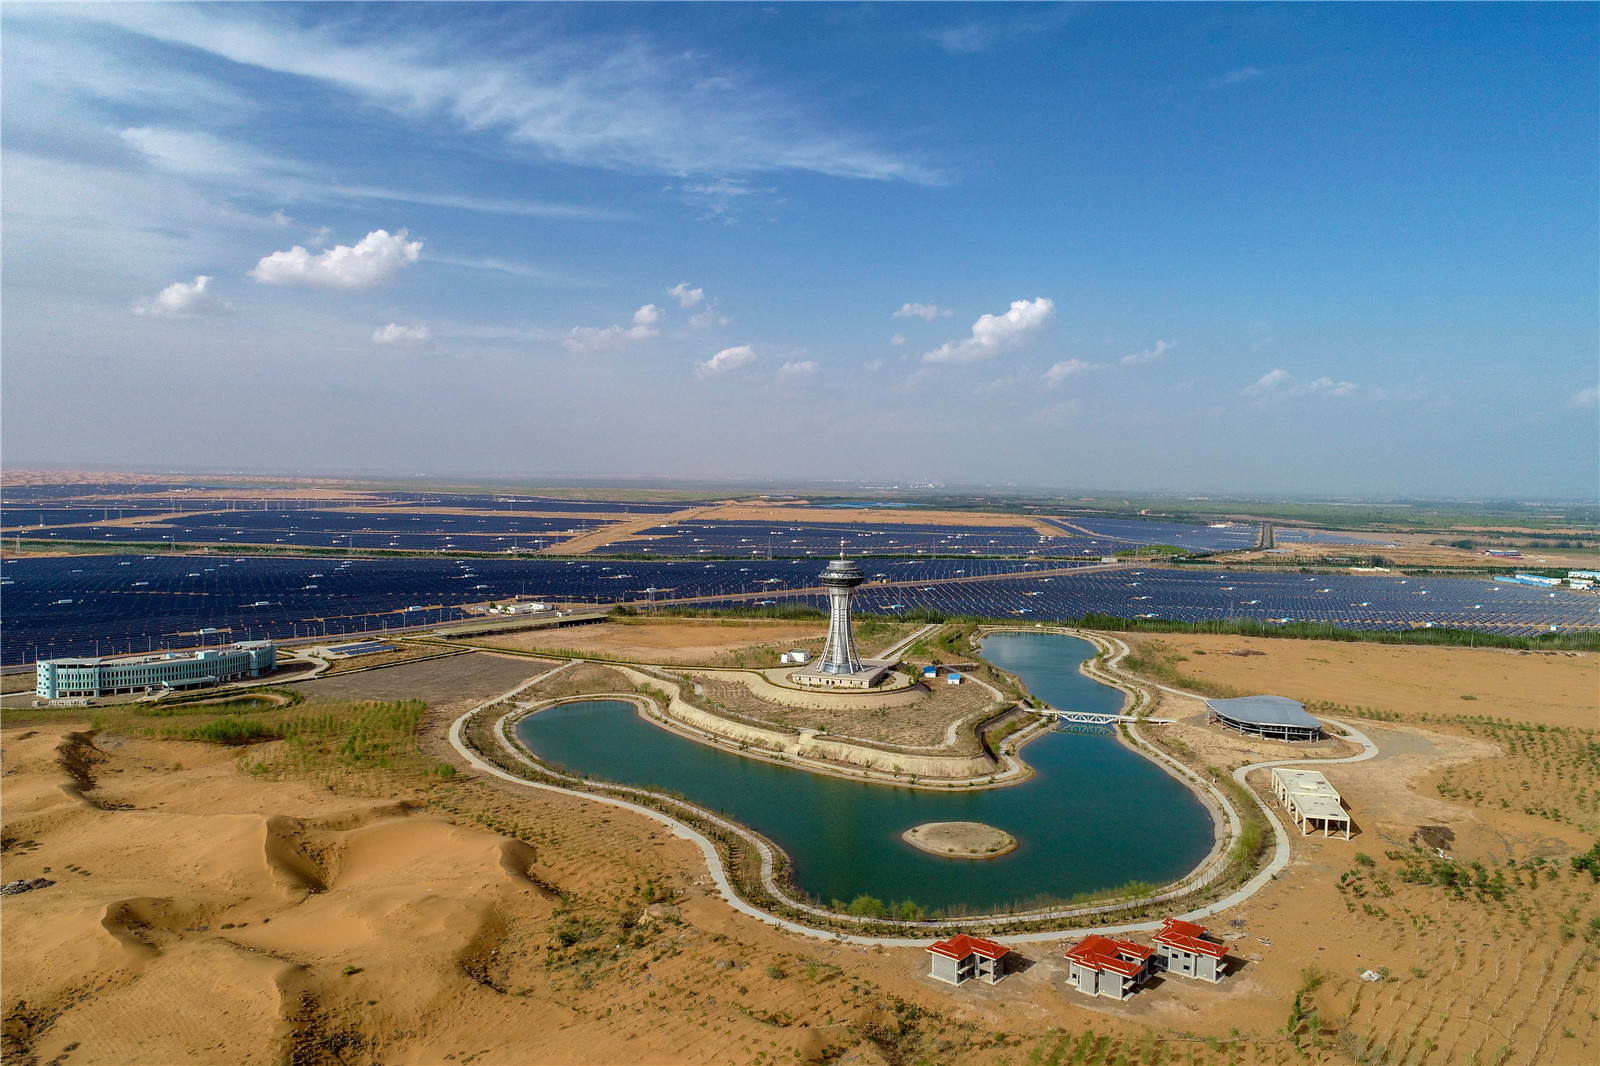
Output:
[
  {"xmin": 86, "ymin": 697, "xmax": 456, "ymax": 789},
  {"xmin": 1120, "ymin": 639, "xmax": 1243, "ymax": 699}
]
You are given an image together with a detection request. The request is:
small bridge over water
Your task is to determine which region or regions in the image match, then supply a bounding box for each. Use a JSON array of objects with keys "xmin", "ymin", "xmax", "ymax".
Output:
[{"xmin": 1039, "ymin": 707, "xmax": 1175, "ymax": 730}]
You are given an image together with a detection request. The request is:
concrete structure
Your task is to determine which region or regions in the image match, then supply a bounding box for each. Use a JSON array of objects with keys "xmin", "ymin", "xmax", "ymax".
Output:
[
  {"xmin": 1063, "ymin": 934, "xmax": 1154, "ymax": 1000},
  {"xmin": 36, "ymin": 642, "xmax": 276, "ymax": 699},
  {"xmin": 927, "ymin": 934, "xmax": 1009, "ymax": 986},
  {"xmin": 780, "ymin": 649, "xmax": 811, "ymax": 665},
  {"xmin": 1270, "ymin": 767, "xmax": 1352, "ymax": 838},
  {"xmin": 793, "ymin": 555, "xmax": 891, "ymax": 689},
  {"xmin": 1152, "ymin": 918, "xmax": 1228, "ymax": 981},
  {"xmin": 1205, "ymin": 695, "xmax": 1323, "ymax": 742}
]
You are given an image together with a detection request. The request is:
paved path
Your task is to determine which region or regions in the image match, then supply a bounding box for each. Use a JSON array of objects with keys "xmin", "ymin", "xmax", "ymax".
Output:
[
  {"xmin": 446, "ymin": 633, "xmax": 1382, "ymax": 947},
  {"xmin": 874, "ymin": 622, "xmax": 940, "ymax": 661}
]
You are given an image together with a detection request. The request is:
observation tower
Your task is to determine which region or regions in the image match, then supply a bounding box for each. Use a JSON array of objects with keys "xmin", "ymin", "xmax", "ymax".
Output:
[
  {"xmin": 817, "ymin": 555, "xmax": 866, "ymax": 674},
  {"xmin": 794, "ymin": 547, "xmax": 891, "ymax": 689}
]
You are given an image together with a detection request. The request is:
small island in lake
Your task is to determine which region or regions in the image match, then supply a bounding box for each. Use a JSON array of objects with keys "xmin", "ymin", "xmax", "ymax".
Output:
[{"xmin": 901, "ymin": 821, "xmax": 1017, "ymax": 858}]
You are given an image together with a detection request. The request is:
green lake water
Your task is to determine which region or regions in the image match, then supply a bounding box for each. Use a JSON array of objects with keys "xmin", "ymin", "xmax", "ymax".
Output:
[{"xmin": 514, "ymin": 631, "xmax": 1212, "ymax": 914}]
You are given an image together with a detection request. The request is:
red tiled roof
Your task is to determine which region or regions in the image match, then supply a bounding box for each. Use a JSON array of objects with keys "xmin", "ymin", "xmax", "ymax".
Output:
[
  {"xmin": 1153, "ymin": 918, "xmax": 1227, "ymax": 959},
  {"xmin": 1064, "ymin": 934, "xmax": 1153, "ymax": 978},
  {"xmin": 927, "ymin": 934, "xmax": 1010, "ymax": 961}
]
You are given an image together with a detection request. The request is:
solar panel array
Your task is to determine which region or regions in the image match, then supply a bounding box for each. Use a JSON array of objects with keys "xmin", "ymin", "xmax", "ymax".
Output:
[
  {"xmin": 755, "ymin": 568, "xmax": 1595, "ymax": 635},
  {"xmin": 1270, "ymin": 527, "xmax": 1393, "ymax": 546},
  {"xmin": 0, "ymin": 555, "xmax": 1043, "ymax": 664},
  {"xmin": 23, "ymin": 509, "xmax": 592, "ymax": 552},
  {"xmin": 592, "ymin": 520, "xmax": 1091, "ymax": 557},
  {"xmin": 3, "ymin": 554, "xmax": 1592, "ymax": 666},
  {"xmin": 1045, "ymin": 518, "xmax": 1263, "ymax": 554}
]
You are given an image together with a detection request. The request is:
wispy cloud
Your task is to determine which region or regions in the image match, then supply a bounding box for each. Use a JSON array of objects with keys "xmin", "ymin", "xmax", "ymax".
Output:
[
  {"xmin": 1121, "ymin": 340, "xmax": 1173, "ymax": 366},
  {"xmin": 931, "ymin": 23, "xmax": 999, "ymax": 56},
  {"xmin": 1244, "ymin": 368, "xmax": 1359, "ymax": 399},
  {"xmin": 425, "ymin": 255, "xmax": 572, "ymax": 283},
  {"xmin": 117, "ymin": 125, "xmax": 621, "ymax": 221},
  {"xmin": 893, "ymin": 302, "xmax": 951, "ymax": 321},
  {"xmin": 1567, "ymin": 385, "xmax": 1599, "ymax": 409},
  {"xmin": 372, "ymin": 322, "xmax": 433, "ymax": 347},
  {"xmin": 1042, "ymin": 358, "xmax": 1097, "ymax": 386},
  {"xmin": 776, "ymin": 360, "xmax": 817, "ymax": 382},
  {"xmin": 923, "ymin": 298, "xmax": 1055, "ymax": 364},
  {"xmin": 927, "ymin": 9, "xmax": 1075, "ymax": 56},
  {"xmin": 1221, "ymin": 66, "xmax": 1264, "ymax": 85},
  {"xmin": 69, "ymin": 5, "xmax": 937, "ymax": 183},
  {"xmin": 333, "ymin": 184, "xmax": 626, "ymax": 221}
]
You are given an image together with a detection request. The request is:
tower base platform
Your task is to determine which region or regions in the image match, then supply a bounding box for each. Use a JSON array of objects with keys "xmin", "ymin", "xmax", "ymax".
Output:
[{"xmin": 790, "ymin": 659, "xmax": 894, "ymax": 689}]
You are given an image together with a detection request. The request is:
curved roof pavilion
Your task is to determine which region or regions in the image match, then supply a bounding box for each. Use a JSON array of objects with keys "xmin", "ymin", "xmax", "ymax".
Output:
[{"xmin": 1203, "ymin": 695, "xmax": 1323, "ymax": 742}]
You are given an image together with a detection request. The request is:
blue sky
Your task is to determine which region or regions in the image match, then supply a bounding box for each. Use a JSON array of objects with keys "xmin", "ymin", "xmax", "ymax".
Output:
[{"xmin": 3, "ymin": 2, "xmax": 1595, "ymax": 498}]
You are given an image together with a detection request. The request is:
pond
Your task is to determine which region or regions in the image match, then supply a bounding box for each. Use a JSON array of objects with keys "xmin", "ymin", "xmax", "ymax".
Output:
[{"xmin": 514, "ymin": 631, "xmax": 1212, "ymax": 914}]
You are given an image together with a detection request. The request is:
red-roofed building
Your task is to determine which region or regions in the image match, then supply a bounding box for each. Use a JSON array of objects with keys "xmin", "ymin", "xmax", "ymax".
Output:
[
  {"xmin": 1063, "ymin": 934, "xmax": 1155, "ymax": 1000},
  {"xmin": 1152, "ymin": 918, "xmax": 1228, "ymax": 982},
  {"xmin": 926, "ymin": 934, "xmax": 1010, "ymax": 986}
]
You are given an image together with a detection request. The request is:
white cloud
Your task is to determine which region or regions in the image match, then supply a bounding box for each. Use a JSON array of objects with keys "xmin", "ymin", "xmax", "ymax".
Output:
[
  {"xmin": 250, "ymin": 228, "xmax": 421, "ymax": 289},
  {"xmin": 776, "ymin": 360, "xmax": 817, "ymax": 382},
  {"xmin": 923, "ymin": 297, "xmax": 1055, "ymax": 364},
  {"xmin": 668, "ymin": 283, "xmax": 704, "ymax": 308},
  {"xmin": 1221, "ymin": 66, "xmax": 1264, "ymax": 85},
  {"xmin": 893, "ymin": 302, "xmax": 949, "ymax": 321},
  {"xmin": 563, "ymin": 304, "xmax": 662, "ymax": 352},
  {"xmin": 666, "ymin": 283, "xmax": 727, "ymax": 326},
  {"xmin": 308, "ymin": 226, "xmax": 332, "ymax": 247},
  {"xmin": 890, "ymin": 334, "xmax": 906, "ymax": 346},
  {"xmin": 1245, "ymin": 368, "xmax": 1358, "ymax": 399},
  {"xmin": 695, "ymin": 344, "xmax": 756, "ymax": 379},
  {"xmin": 268, "ymin": 209, "xmax": 292, "ymax": 228},
  {"xmin": 1120, "ymin": 340, "xmax": 1173, "ymax": 366},
  {"xmin": 1302, "ymin": 376, "xmax": 1359, "ymax": 397},
  {"xmin": 1244, "ymin": 368, "xmax": 1293, "ymax": 396},
  {"xmin": 864, "ymin": 358, "xmax": 884, "ymax": 371},
  {"xmin": 132, "ymin": 275, "xmax": 232, "ymax": 318},
  {"xmin": 1042, "ymin": 359, "xmax": 1097, "ymax": 386},
  {"xmin": 371, "ymin": 322, "xmax": 433, "ymax": 346},
  {"xmin": 1565, "ymin": 385, "xmax": 1598, "ymax": 409}
]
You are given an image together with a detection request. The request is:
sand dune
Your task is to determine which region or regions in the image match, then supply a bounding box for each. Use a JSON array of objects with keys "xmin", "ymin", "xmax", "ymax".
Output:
[
  {"xmin": 5, "ymin": 624, "xmax": 1595, "ymax": 1064},
  {"xmin": 0, "ymin": 728, "xmax": 562, "ymax": 1064}
]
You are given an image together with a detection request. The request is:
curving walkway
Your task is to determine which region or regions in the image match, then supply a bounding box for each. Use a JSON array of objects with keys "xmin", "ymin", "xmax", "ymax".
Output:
[
  {"xmin": 1087, "ymin": 629, "xmax": 1380, "ymax": 925},
  {"xmin": 445, "ymin": 631, "xmax": 1382, "ymax": 946}
]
